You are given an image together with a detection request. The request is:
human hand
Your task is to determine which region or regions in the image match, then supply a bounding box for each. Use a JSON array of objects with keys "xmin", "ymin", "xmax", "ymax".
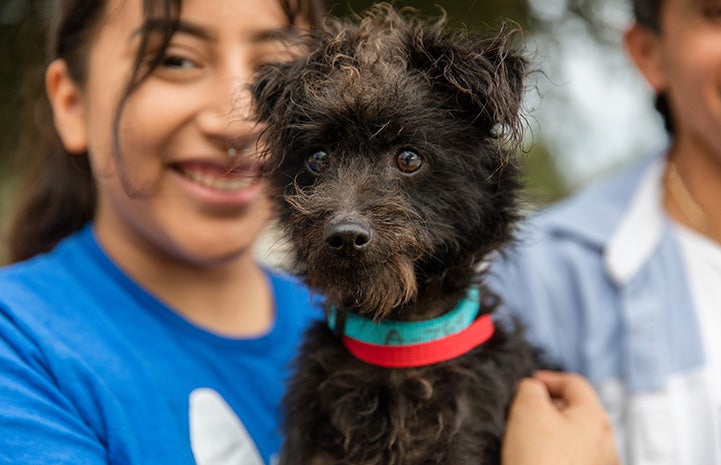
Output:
[{"xmin": 502, "ymin": 371, "xmax": 620, "ymax": 465}]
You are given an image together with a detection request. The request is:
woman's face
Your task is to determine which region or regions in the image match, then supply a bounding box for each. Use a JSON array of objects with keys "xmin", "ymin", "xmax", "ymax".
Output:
[
  {"xmin": 53, "ymin": 0, "xmax": 298, "ymax": 267},
  {"xmin": 653, "ymin": 0, "xmax": 721, "ymax": 159}
]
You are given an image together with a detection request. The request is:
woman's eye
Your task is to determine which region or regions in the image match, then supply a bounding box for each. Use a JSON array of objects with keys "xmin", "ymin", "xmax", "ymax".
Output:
[
  {"xmin": 159, "ymin": 55, "xmax": 195, "ymax": 69},
  {"xmin": 305, "ymin": 150, "xmax": 329, "ymax": 176},
  {"xmin": 395, "ymin": 150, "xmax": 423, "ymax": 174}
]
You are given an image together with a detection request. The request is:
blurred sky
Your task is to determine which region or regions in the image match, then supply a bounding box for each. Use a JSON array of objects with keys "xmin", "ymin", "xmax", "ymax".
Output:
[{"xmin": 527, "ymin": 0, "xmax": 669, "ymax": 189}]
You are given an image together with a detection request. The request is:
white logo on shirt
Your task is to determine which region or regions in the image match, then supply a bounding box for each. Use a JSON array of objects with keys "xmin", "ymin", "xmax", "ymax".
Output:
[{"xmin": 189, "ymin": 388, "xmax": 265, "ymax": 465}]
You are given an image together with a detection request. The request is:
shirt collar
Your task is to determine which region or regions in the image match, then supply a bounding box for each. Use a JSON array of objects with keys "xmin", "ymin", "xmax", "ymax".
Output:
[{"xmin": 604, "ymin": 155, "xmax": 668, "ymax": 285}]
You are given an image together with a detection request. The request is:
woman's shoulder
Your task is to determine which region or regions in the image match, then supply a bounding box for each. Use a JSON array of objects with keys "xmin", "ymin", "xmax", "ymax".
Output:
[
  {"xmin": 1, "ymin": 228, "xmax": 95, "ymax": 302},
  {"xmin": 0, "ymin": 249, "xmax": 78, "ymax": 313},
  {"xmin": 0, "ymin": 227, "xmax": 120, "ymax": 342}
]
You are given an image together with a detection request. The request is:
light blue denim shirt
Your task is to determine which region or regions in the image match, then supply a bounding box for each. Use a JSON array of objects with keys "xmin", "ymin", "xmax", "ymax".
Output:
[{"xmin": 488, "ymin": 154, "xmax": 716, "ymax": 464}]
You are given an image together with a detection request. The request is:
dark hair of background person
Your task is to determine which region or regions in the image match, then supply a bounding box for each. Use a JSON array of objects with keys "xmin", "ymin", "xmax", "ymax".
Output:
[
  {"xmin": 631, "ymin": 0, "xmax": 672, "ymax": 134},
  {"xmin": 632, "ymin": 0, "xmax": 660, "ymax": 31},
  {"xmin": 6, "ymin": 0, "xmax": 327, "ymax": 264}
]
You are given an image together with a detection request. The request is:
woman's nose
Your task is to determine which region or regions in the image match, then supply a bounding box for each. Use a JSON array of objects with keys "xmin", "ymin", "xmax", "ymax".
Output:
[{"xmin": 196, "ymin": 74, "xmax": 255, "ymax": 138}]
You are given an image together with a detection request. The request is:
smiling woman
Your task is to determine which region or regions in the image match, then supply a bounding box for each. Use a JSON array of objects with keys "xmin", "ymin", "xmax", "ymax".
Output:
[{"xmin": 0, "ymin": 0, "xmax": 328, "ymax": 464}]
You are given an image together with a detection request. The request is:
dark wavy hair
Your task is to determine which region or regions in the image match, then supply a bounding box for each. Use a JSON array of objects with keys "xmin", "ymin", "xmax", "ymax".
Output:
[
  {"xmin": 7, "ymin": 0, "xmax": 327, "ymax": 263},
  {"xmin": 632, "ymin": 0, "xmax": 661, "ymax": 31},
  {"xmin": 631, "ymin": 0, "xmax": 673, "ymax": 134}
]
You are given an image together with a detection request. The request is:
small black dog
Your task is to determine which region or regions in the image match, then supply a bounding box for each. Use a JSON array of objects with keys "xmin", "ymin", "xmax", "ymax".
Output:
[{"xmin": 252, "ymin": 4, "xmax": 540, "ymax": 465}]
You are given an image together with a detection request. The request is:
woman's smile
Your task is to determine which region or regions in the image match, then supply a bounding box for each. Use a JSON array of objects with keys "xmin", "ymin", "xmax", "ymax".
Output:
[{"xmin": 172, "ymin": 159, "xmax": 265, "ymax": 207}]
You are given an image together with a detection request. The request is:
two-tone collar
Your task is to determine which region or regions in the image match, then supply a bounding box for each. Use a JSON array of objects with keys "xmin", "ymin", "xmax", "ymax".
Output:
[{"xmin": 327, "ymin": 287, "xmax": 495, "ymax": 368}]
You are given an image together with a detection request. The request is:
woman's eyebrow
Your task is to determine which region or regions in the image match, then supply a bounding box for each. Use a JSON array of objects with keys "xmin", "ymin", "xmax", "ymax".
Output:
[
  {"xmin": 131, "ymin": 19, "xmax": 215, "ymax": 41},
  {"xmin": 132, "ymin": 19, "xmax": 300, "ymax": 44},
  {"xmin": 248, "ymin": 27, "xmax": 302, "ymax": 44}
]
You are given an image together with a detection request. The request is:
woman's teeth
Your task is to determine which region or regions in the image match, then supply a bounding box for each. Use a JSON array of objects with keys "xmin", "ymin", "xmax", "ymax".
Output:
[{"xmin": 183, "ymin": 169, "xmax": 254, "ymax": 192}]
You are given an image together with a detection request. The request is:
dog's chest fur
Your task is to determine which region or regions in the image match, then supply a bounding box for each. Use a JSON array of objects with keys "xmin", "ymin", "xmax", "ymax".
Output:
[{"xmin": 282, "ymin": 320, "xmax": 538, "ymax": 465}]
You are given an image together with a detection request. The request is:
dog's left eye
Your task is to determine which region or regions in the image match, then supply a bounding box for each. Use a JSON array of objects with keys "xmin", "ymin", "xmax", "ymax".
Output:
[
  {"xmin": 395, "ymin": 150, "xmax": 423, "ymax": 174},
  {"xmin": 305, "ymin": 150, "xmax": 329, "ymax": 175}
]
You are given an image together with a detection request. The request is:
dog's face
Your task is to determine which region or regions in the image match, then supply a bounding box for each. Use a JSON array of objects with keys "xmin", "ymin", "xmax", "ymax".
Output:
[{"xmin": 252, "ymin": 4, "xmax": 526, "ymax": 319}]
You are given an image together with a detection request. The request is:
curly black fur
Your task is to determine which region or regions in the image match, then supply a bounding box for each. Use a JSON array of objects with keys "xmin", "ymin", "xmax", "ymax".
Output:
[{"xmin": 251, "ymin": 4, "xmax": 542, "ymax": 465}]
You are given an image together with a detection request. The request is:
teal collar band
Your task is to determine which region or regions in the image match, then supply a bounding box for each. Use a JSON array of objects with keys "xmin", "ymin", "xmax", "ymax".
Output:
[{"xmin": 328, "ymin": 287, "xmax": 481, "ymax": 346}]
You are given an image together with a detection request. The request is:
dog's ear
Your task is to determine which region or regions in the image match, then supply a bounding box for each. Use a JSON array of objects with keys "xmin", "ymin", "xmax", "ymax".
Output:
[
  {"xmin": 250, "ymin": 60, "xmax": 304, "ymax": 126},
  {"xmin": 408, "ymin": 24, "xmax": 527, "ymax": 135},
  {"xmin": 250, "ymin": 59, "xmax": 311, "ymax": 175}
]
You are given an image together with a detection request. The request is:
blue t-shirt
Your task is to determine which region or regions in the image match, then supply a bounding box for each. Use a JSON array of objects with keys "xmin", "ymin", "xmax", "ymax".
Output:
[{"xmin": 0, "ymin": 225, "xmax": 321, "ymax": 465}]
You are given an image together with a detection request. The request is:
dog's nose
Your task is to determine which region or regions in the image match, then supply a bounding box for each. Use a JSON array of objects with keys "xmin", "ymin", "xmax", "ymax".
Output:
[{"xmin": 323, "ymin": 219, "xmax": 372, "ymax": 254}]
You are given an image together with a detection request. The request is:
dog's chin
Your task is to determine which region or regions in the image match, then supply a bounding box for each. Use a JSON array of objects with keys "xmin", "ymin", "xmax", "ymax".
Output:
[{"xmin": 305, "ymin": 255, "xmax": 418, "ymax": 320}]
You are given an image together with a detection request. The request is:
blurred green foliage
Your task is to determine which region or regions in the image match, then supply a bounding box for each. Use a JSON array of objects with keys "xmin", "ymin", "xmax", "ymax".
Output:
[
  {"xmin": 0, "ymin": 0, "xmax": 49, "ymax": 262},
  {"xmin": 0, "ymin": 1, "xmax": 47, "ymax": 161}
]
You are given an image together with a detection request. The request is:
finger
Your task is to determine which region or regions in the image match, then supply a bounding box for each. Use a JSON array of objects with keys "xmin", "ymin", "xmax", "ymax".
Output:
[
  {"xmin": 533, "ymin": 371, "xmax": 602, "ymax": 408},
  {"xmin": 511, "ymin": 377, "xmax": 555, "ymax": 411}
]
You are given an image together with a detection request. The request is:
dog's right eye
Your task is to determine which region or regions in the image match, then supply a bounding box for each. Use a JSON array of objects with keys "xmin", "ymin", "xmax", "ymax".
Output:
[
  {"xmin": 395, "ymin": 150, "xmax": 423, "ymax": 174},
  {"xmin": 305, "ymin": 150, "xmax": 328, "ymax": 176}
]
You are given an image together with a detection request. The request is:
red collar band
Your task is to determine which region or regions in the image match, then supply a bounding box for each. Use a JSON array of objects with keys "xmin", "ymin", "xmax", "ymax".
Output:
[{"xmin": 340, "ymin": 314, "xmax": 495, "ymax": 368}]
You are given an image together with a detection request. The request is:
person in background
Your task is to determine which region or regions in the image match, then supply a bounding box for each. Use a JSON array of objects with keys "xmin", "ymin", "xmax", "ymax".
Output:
[
  {"xmin": 0, "ymin": 0, "xmax": 619, "ymax": 463},
  {"xmin": 489, "ymin": 0, "xmax": 721, "ymax": 463}
]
